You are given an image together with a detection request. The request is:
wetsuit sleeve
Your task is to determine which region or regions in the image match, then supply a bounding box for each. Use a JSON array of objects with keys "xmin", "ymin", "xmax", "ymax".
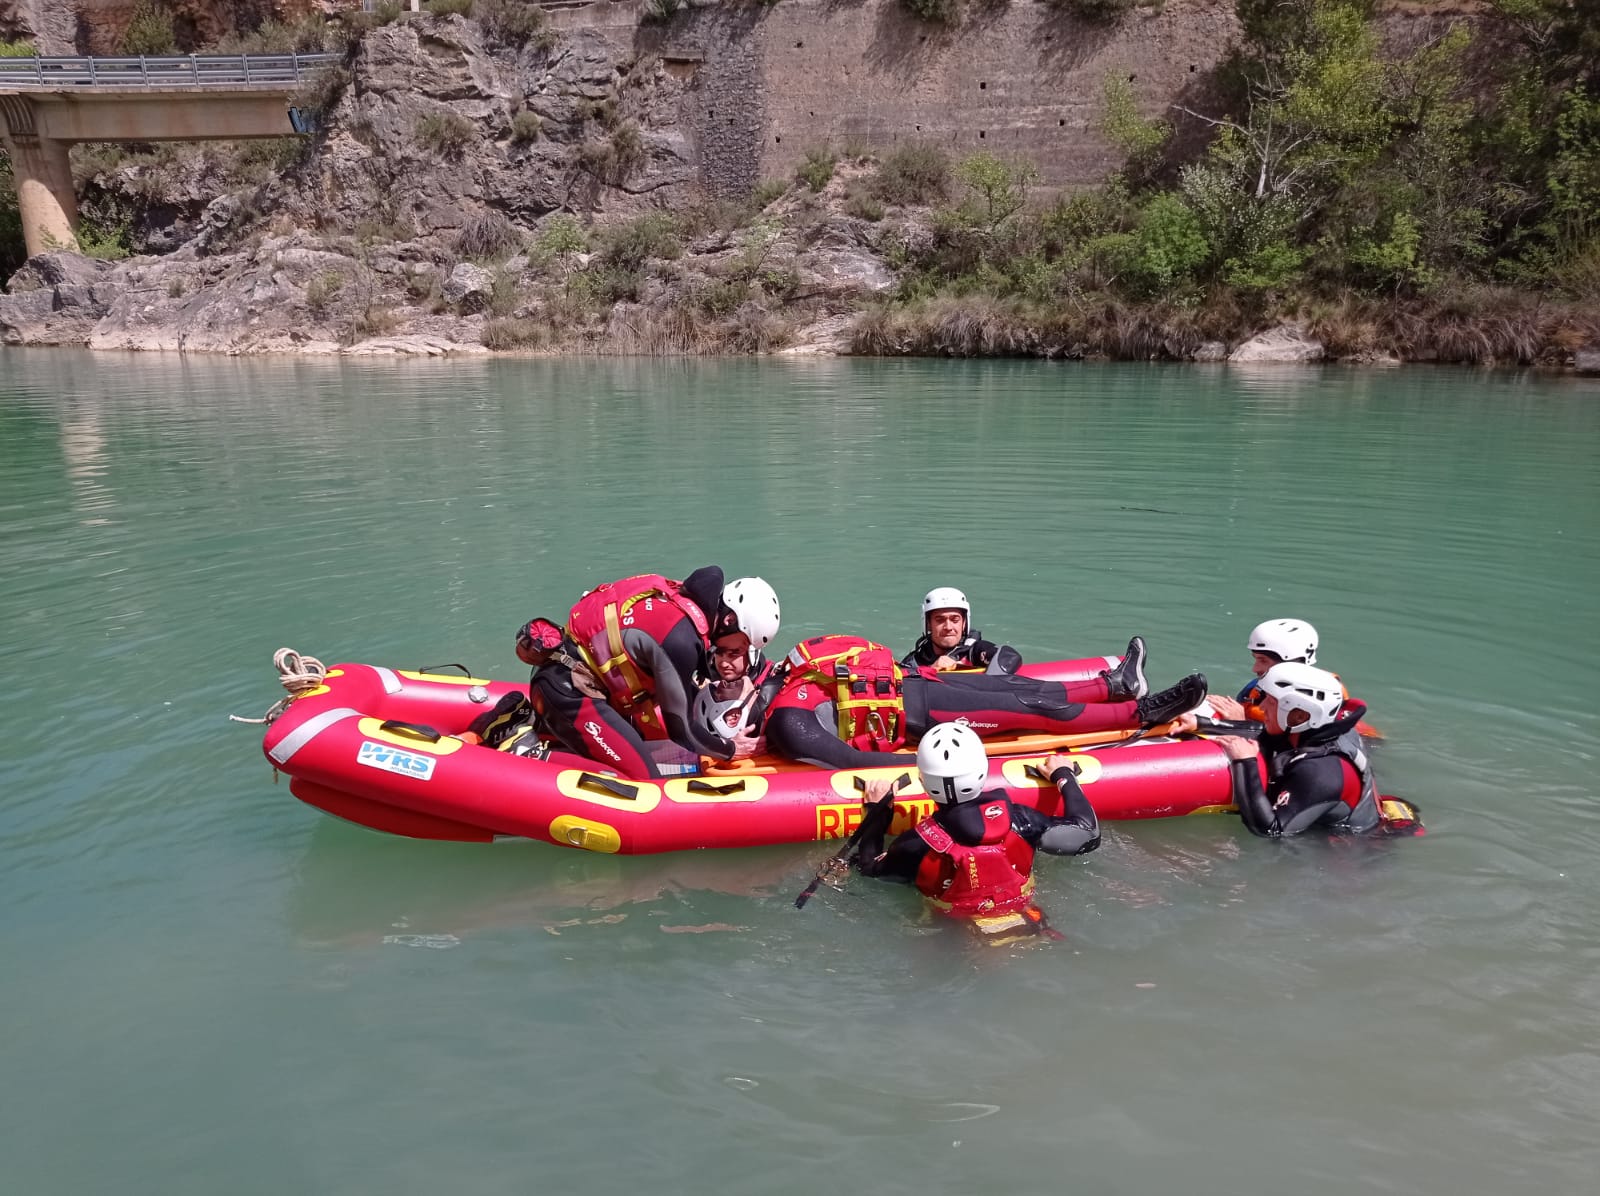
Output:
[
  {"xmin": 629, "ymin": 623, "xmax": 730, "ymax": 759},
  {"xmin": 767, "ymin": 706, "xmax": 910, "ymax": 769},
  {"xmin": 1232, "ymin": 756, "xmax": 1349, "ymax": 837},
  {"xmin": 1033, "ymin": 766, "xmax": 1101, "ymax": 855},
  {"xmin": 855, "ymin": 803, "xmax": 926, "ymax": 882},
  {"xmin": 985, "ymin": 644, "xmax": 1023, "ymax": 675},
  {"xmin": 968, "ymin": 637, "xmax": 1000, "ymax": 668}
]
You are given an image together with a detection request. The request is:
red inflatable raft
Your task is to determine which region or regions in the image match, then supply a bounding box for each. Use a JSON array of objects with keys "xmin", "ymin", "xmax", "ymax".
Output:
[{"xmin": 258, "ymin": 656, "xmax": 1243, "ymax": 854}]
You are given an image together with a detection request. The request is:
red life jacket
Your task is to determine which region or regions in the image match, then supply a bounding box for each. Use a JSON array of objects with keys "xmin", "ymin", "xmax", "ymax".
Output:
[
  {"xmin": 912, "ymin": 799, "xmax": 1036, "ymax": 917},
  {"xmin": 566, "ymin": 574, "xmax": 711, "ymax": 739},
  {"xmin": 777, "ymin": 634, "xmax": 906, "ymax": 751}
]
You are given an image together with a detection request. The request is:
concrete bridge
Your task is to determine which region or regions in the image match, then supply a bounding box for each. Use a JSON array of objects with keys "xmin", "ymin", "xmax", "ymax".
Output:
[{"xmin": 1, "ymin": 53, "xmax": 340, "ymax": 257}]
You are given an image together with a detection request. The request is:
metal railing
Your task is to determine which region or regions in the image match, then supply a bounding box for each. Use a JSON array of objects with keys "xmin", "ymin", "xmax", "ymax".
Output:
[{"xmin": 0, "ymin": 53, "xmax": 342, "ymax": 90}]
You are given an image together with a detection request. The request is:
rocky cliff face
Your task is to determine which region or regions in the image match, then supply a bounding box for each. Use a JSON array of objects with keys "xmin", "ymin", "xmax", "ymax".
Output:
[{"xmin": 2, "ymin": 10, "xmax": 888, "ymax": 354}]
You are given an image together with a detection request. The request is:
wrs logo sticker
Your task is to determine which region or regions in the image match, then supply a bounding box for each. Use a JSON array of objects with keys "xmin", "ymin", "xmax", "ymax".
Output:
[{"xmin": 356, "ymin": 741, "xmax": 436, "ymax": 781}]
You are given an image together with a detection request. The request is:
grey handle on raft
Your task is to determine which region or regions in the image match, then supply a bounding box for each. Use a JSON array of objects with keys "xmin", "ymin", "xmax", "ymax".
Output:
[{"xmin": 1193, "ymin": 717, "xmax": 1264, "ymax": 739}]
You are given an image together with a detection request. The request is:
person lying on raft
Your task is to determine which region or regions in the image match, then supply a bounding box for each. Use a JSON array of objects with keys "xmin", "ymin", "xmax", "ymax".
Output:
[
  {"xmin": 1213, "ymin": 662, "xmax": 1417, "ymax": 837},
  {"xmin": 519, "ymin": 569, "xmax": 781, "ymax": 778},
  {"xmin": 901, "ymin": 586, "xmax": 1023, "ymax": 674},
  {"xmin": 689, "ymin": 619, "xmax": 788, "ymax": 756},
  {"xmin": 851, "ymin": 723, "xmax": 1100, "ymax": 935},
  {"xmin": 755, "ymin": 633, "xmax": 1206, "ymax": 770}
]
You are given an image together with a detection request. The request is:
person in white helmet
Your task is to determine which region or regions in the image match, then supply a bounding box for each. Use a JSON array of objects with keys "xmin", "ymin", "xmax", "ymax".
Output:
[
  {"xmin": 523, "ymin": 567, "xmax": 780, "ymax": 777},
  {"xmin": 691, "ymin": 579, "xmax": 787, "ymax": 757},
  {"xmin": 848, "ymin": 723, "xmax": 1102, "ymax": 932},
  {"xmin": 1213, "ymin": 662, "xmax": 1416, "ymax": 836},
  {"xmin": 1210, "ymin": 618, "xmax": 1364, "ymax": 730},
  {"xmin": 901, "ymin": 587, "xmax": 1019, "ymax": 673}
]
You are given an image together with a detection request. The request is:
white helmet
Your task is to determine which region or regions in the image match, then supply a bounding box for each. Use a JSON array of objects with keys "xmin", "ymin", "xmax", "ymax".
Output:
[
  {"xmin": 1248, "ymin": 618, "xmax": 1318, "ymax": 665},
  {"xmin": 721, "ymin": 577, "xmax": 780, "ymax": 664},
  {"xmin": 921, "ymin": 586, "xmax": 970, "ymax": 622},
  {"xmin": 916, "ymin": 720, "xmax": 990, "ymax": 805},
  {"xmin": 692, "ymin": 683, "xmax": 755, "ymax": 743},
  {"xmin": 1259, "ymin": 662, "xmax": 1342, "ymax": 733}
]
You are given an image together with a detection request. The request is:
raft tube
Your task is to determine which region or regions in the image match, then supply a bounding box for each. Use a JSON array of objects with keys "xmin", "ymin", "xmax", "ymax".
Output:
[{"xmin": 260, "ymin": 661, "xmax": 1240, "ymax": 854}]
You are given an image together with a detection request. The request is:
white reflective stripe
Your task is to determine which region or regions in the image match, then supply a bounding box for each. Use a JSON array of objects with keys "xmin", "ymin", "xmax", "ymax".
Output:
[
  {"xmin": 269, "ymin": 707, "xmax": 360, "ymax": 765},
  {"xmin": 1102, "ymin": 656, "xmax": 1119, "ymax": 669},
  {"xmin": 373, "ymin": 666, "xmax": 402, "ymax": 694}
]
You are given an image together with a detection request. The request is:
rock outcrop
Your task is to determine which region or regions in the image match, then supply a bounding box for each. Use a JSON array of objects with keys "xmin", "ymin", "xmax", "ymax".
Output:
[
  {"xmin": 2, "ymin": 9, "xmax": 908, "ymax": 354},
  {"xmin": 1228, "ymin": 323, "xmax": 1326, "ymax": 364}
]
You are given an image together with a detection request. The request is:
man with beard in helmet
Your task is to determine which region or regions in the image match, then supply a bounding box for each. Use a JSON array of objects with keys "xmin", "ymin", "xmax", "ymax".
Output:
[
  {"xmin": 519, "ymin": 568, "xmax": 782, "ymax": 778},
  {"xmin": 850, "ymin": 722, "xmax": 1102, "ymax": 933},
  {"xmin": 1212, "ymin": 662, "xmax": 1417, "ymax": 837}
]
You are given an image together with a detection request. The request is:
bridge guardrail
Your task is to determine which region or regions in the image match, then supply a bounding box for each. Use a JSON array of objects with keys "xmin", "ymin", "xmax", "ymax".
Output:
[{"xmin": 0, "ymin": 53, "xmax": 342, "ymax": 90}]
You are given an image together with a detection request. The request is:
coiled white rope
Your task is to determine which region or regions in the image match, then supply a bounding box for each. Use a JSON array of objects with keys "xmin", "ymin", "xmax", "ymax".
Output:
[{"xmin": 229, "ymin": 647, "xmax": 328, "ymax": 725}]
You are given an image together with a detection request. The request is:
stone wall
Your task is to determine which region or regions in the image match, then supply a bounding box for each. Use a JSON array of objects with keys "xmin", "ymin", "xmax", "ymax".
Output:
[{"xmin": 556, "ymin": 0, "xmax": 1242, "ymax": 197}]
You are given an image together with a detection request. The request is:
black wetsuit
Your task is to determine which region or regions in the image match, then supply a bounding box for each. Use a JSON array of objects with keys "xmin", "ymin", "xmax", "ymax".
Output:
[
  {"xmin": 900, "ymin": 630, "xmax": 1020, "ymax": 674},
  {"xmin": 1230, "ymin": 701, "xmax": 1380, "ymax": 836},
  {"xmin": 854, "ymin": 764, "xmax": 1101, "ymax": 879}
]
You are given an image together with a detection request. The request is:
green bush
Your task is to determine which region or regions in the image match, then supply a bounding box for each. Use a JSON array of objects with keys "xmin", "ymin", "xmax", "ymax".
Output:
[
  {"xmin": 0, "ymin": 38, "xmax": 36, "ymax": 57},
  {"xmin": 213, "ymin": 16, "xmax": 333, "ymax": 54},
  {"xmin": 1045, "ymin": 0, "xmax": 1139, "ymax": 22},
  {"xmin": 482, "ymin": 317, "xmax": 550, "ymax": 349},
  {"xmin": 844, "ymin": 185, "xmax": 886, "ymax": 222},
  {"xmin": 643, "ymin": 0, "xmax": 684, "ymax": 21},
  {"xmin": 293, "ymin": 63, "xmax": 351, "ymax": 120},
  {"xmin": 598, "ymin": 213, "xmax": 681, "ymax": 269},
  {"xmin": 304, "ymin": 270, "xmax": 344, "ymax": 317},
  {"xmin": 455, "ymin": 210, "xmax": 522, "ymax": 261},
  {"xmin": 535, "ymin": 214, "xmax": 588, "ymax": 257},
  {"xmin": 901, "ymin": 0, "xmax": 961, "ymax": 23},
  {"xmin": 751, "ymin": 179, "xmax": 789, "ymax": 209},
  {"xmin": 476, "ymin": 0, "xmax": 551, "ymax": 49},
  {"xmin": 510, "ymin": 109, "xmax": 543, "ymax": 144},
  {"xmin": 872, "ymin": 143, "xmax": 950, "ymax": 205},
  {"xmin": 415, "ymin": 110, "xmax": 477, "ymax": 159},
  {"xmin": 121, "ymin": 2, "xmax": 177, "ymax": 55},
  {"xmin": 426, "ymin": 0, "xmax": 475, "ymax": 14},
  {"xmin": 0, "ymin": 150, "xmax": 23, "ymax": 277},
  {"xmin": 578, "ymin": 120, "xmax": 647, "ymax": 183},
  {"xmin": 797, "ymin": 146, "xmax": 836, "ymax": 192}
]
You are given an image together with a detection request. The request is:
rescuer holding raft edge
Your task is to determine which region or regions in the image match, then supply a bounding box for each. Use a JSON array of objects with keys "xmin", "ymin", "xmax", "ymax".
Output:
[
  {"xmin": 850, "ymin": 722, "xmax": 1101, "ymax": 937},
  {"xmin": 1213, "ymin": 662, "xmax": 1420, "ymax": 837}
]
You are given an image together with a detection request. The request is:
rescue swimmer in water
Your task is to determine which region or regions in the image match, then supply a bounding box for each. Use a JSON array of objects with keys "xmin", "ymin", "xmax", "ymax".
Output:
[
  {"xmin": 1210, "ymin": 662, "xmax": 1419, "ymax": 837},
  {"xmin": 846, "ymin": 721, "xmax": 1101, "ymax": 937}
]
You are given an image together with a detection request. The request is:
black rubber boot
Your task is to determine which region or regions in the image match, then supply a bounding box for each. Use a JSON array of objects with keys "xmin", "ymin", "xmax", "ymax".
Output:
[
  {"xmin": 1099, "ymin": 636, "xmax": 1148, "ymax": 700},
  {"xmin": 1136, "ymin": 673, "xmax": 1208, "ymax": 727}
]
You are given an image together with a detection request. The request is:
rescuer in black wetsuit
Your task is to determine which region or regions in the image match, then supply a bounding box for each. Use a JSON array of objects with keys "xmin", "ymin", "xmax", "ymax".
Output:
[
  {"xmin": 1213, "ymin": 662, "xmax": 1402, "ymax": 836},
  {"xmin": 900, "ymin": 586, "xmax": 1021, "ymax": 674}
]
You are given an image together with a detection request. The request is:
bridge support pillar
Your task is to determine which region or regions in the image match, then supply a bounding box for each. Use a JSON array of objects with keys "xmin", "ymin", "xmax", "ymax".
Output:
[{"xmin": 1, "ymin": 96, "xmax": 79, "ymax": 258}]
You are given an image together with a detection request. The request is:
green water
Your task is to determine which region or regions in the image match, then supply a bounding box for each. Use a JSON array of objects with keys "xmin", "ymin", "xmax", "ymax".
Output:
[{"xmin": 2, "ymin": 350, "xmax": 1598, "ymax": 1195}]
